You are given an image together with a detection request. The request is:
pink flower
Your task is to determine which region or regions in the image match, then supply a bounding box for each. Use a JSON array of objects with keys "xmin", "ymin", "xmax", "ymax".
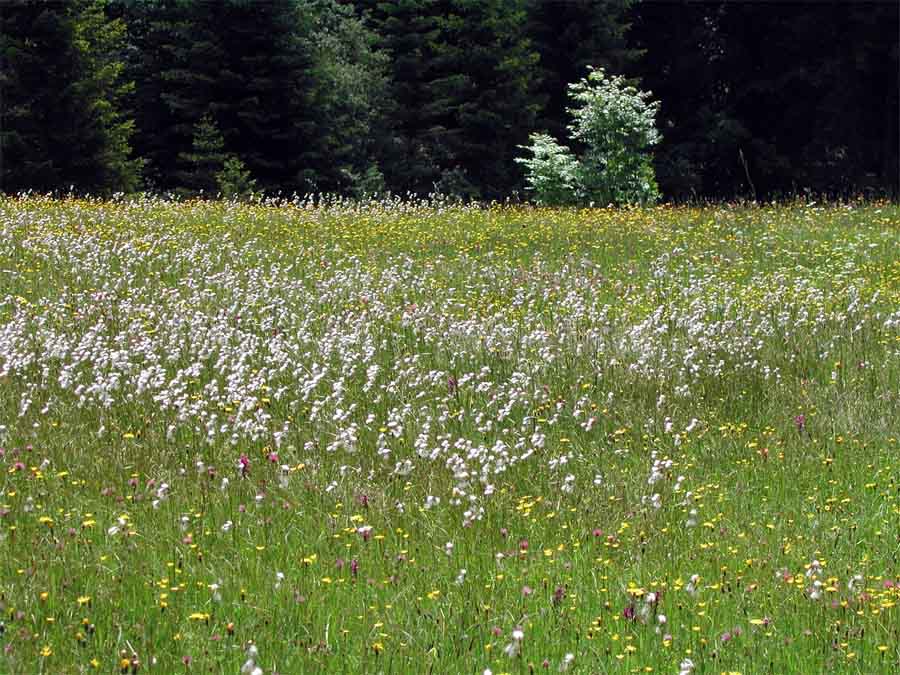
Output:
[{"xmin": 237, "ymin": 454, "xmax": 250, "ymax": 477}]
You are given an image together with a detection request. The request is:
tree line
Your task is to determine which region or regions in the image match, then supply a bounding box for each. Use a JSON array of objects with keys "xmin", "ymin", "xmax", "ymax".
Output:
[{"xmin": 2, "ymin": 0, "xmax": 897, "ymax": 201}]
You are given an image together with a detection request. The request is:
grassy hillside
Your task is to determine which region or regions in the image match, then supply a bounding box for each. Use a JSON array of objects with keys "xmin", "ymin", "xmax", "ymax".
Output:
[{"xmin": 1, "ymin": 196, "xmax": 899, "ymax": 673}]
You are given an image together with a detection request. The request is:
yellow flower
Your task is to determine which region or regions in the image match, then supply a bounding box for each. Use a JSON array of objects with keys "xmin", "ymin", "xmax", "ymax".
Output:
[
  {"xmin": 40, "ymin": 645, "xmax": 52, "ymax": 657},
  {"xmin": 77, "ymin": 595, "xmax": 91, "ymax": 606},
  {"xmin": 372, "ymin": 642, "xmax": 384, "ymax": 654}
]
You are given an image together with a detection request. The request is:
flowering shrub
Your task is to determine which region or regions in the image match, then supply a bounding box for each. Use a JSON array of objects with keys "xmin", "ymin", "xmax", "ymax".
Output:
[{"xmin": 518, "ymin": 67, "xmax": 661, "ymax": 206}]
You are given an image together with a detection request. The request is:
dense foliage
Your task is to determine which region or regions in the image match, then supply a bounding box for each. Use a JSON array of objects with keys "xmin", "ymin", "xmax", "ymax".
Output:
[
  {"xmin": 1, "ymin": 0, "xmax": 897, "ymax": 200},
  {"xmin": 518, "ymin": 67, "xmax": 660, "ymax": 206}
]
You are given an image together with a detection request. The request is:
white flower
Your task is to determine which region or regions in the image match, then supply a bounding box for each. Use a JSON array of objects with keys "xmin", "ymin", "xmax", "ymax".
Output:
[
  {"xmin": 808, "ymin": 579, "xmax": 823, "ymax": 601},
  {"xmin": 559, "ymin": 653, "xmax": 574, "ymax": 672},
  {"xmin": 686, "ymin": 574, "xmax": 700, "ymax": 596},
  {"xmin": 503, "ymin": 641, "xmax": 520, "ymax": 657},
  {"xmin": 221, "ymin": 520, "xmax": 233, "ymax": 533},
  {"xmin": 444, "ymin": 541, "xmax": 454, "ymax": 556},
  {"xmin": 679, "ymin": 657, "xmax": 695, "ymax": 675},
  {"xmin": 805, "ymin": 559, "xmax": 823, "ymax": 578}
]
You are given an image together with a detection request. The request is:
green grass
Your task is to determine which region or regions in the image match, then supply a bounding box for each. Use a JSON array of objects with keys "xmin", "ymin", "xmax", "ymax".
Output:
[{"xmin": 1, "ymin": 195, "xmax": 899, "ymax": 674}]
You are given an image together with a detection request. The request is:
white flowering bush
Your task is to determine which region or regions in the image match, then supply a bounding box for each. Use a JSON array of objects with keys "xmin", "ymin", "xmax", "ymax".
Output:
[{"xmin": 518, "ymin": 67, "xmax": 661, "ymax": 206}]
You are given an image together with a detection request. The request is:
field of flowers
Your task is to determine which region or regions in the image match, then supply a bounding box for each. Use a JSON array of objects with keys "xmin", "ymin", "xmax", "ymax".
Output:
[{"xmin": 1, "ymin": 195, "xmax": 899, "ymax": 674}]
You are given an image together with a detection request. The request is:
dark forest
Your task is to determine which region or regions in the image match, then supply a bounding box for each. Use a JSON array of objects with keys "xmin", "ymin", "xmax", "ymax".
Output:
[{"xmin": 2, "ymin": 0, "xmax": 897, "ymax": 201}]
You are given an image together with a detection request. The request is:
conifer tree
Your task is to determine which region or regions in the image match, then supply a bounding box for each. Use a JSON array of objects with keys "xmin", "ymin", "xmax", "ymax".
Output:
[{"xmin": 1, "ymin": 0, "xmax": 140, "ymax": 194}]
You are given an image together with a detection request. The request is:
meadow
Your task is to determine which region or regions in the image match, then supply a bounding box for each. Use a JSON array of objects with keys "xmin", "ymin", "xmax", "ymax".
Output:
[{"xmin": 1, "ymin": 195, "xmax": 899, "ymax": 674}]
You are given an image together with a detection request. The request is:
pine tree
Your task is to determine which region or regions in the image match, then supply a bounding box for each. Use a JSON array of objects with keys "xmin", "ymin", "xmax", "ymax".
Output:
[
  {"xmin": 304, "ymin": 0, "xmax": 391, "ymax": 195},
  {"xmin": 1, "ymin": 0, "xmax": 140, "ymax": 194},
  {"xmin": 120, "ymin": 0, "xmax": 318, "ymax": 194},
  {"xmin": 359, "ymin": 0, "xmax": 540, "ymax": 199},
  {"xmin": 525, "ymin": 0, "xmax": 640, "ymax": 145},
  {"xmin": 175, "ymin": 114, "xmax": 227, "ymax": 196}
]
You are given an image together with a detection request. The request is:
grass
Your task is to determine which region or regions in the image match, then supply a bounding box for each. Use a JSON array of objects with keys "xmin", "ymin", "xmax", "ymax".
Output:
[{"xmin": 0, "ymin": 194, "xmax": 899, "ymax": 674}]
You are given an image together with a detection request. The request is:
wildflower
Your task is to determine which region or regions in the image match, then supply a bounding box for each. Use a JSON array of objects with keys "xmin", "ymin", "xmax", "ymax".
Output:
[
  {"xmin": 241, "ymin": 644, "xmax": 261, "ymax": 675},
  {"xmin": 445, "ymin": 541, "xmax": 454, "ymax": 556},
  {"xmin": 686, "ymin": 574, "xmax": 700, "ymax": 596},
  {"xmin": 559, "ymin": 653, "xmax": 574, "ymax": 671},
  {"xmin": 237, "ymin": 454, "xmax": 250, "ymax": 478},
  {"xmin": 678, "ymin": 658, "xmax": 695, "ymax": 675},
  {"xmin": 808, "ymin": 580, "xmax": 824, "ymax": 601},
  {"xmin": 553, "ymin": 586, "xmax": 565, "ymax": 605},
  {"xmin": 504, "ymin": 627, "xmax": 525, "ymax": 657},
  {"xmin": 805, "ymin": 559, "xmax": 823, "ymax": 577}
]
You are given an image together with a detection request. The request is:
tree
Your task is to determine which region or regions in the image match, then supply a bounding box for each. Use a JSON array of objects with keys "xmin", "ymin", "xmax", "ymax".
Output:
[
  {"xmin": 119, "ymin": 0, "xmax": 317, "ymax": 194},
  {"xmin": 517, "ymin": 67, "xmax": 660, "ymax": 206},
  {"xmin": 629, "ymin": 0, "xmax": 899, "ymax": 200},
  {"xmin": 175, "ymin": 114, "xmax": 227, "ymax": 196},
  {"xmin": 1, "ymin": 0, "xmax": 140, "ymax": 194},
  {"xmin": 216, "ymin": 156, "xmax": 256, "ymax": 200},
  {"xmin": 303, "ymin": 0, "xmax": 391, "ymax": 195},
  {"xmin": 525, "ymin": 0, "xmax": 640, "ymax": 145},
  {"xmin": 358, "ymin": 0, "xmax": 540, "ymax": 200}
]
